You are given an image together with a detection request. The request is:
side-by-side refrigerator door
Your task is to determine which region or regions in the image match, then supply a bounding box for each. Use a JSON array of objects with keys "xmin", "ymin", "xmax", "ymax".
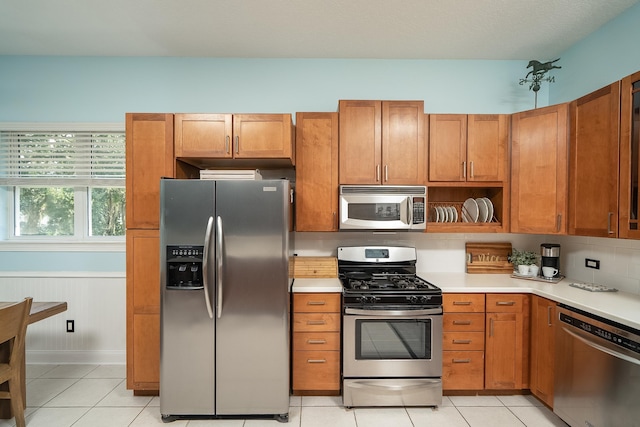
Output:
[
  {"xmin": 214, "ymin": 180, "xmax": 290, "ymax": 416},
  {"xmin": 160, "ymin": 179, "xmax": 216, "ymax": 416}
]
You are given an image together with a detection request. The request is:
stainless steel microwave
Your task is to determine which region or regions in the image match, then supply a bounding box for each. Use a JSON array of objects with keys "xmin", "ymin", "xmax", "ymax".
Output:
[{"xmin": 339, "ymin": 185, "xmax": 427, "ymax": 231}]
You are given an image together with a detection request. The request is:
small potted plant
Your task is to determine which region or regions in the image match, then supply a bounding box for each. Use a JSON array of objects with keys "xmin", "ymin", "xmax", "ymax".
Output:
[{"xmin": 508, "ymin": 249, "xmax": 538, "ymax": 276}]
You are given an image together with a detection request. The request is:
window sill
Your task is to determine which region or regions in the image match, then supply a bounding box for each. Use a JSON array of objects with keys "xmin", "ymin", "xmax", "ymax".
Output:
[{"xmin": 0, "ymin": 240, "xmax": 125, "ymax": 252}]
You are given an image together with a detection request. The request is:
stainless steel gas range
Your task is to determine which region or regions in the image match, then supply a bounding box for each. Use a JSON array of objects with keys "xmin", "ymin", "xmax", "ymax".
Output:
[{"xmin": 338, "ymin": 246, "xmax": 443, "ymax": 408}]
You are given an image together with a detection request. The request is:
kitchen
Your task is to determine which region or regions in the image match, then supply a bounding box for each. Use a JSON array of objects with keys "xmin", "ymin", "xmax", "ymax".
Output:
[{"xmin": 2, "ymin": 1, "xmax": 640, "ymax": 426}]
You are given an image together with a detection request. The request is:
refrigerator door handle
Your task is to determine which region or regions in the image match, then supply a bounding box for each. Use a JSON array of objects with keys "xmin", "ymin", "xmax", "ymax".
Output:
[
  {"xmin": 216, "ymin": 216, "xmax": 224, "ymax": 319},
  {"xmin": 202, "ymin": 216, "xmax": 215, "ymax": 319}
]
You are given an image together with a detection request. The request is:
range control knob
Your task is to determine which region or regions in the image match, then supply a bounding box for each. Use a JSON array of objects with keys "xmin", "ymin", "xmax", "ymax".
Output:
[
  {"xmin": 407, "ymin": 295, "xmax": 420, "ymax": 304},
  {"xmin": 420, "ymin": 296, "xmax": 431, "ymax": 303}
]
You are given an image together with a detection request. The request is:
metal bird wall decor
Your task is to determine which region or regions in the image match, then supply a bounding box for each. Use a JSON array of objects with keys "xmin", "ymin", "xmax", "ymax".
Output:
[{"xmin": 519, "ymin": 58, "xmax": 561, "ymax": 108}]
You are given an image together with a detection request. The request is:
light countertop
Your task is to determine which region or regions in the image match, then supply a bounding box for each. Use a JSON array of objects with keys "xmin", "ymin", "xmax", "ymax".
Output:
[
  {"xmin": 419, "ymin": 272, "xmax": 640, "ymax": 331},
  {"xmin": 291, "ymin": 278, "xmax": 343, "ymax": 293}
]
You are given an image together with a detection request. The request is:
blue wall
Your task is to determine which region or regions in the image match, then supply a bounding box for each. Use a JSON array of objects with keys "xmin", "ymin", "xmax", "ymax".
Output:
[
  {"xmin": 1, "ymin": 2, "xmax": 640, "ymax": 272},
  {"xmin": 0, "ymin": 57, "xmax": 535, "ymax": 122},
  {"xmin": 550, "ymin": 2, "xmax": 640, "ymax": 104}
]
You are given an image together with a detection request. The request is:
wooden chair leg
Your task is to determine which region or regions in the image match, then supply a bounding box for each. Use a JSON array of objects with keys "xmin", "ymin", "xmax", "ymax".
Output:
[{"xmin": 8, "ymin": 376, "xmax": 25, "ymax": 427}]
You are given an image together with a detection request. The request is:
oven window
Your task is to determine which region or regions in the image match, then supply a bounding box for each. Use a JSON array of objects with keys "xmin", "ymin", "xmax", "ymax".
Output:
[
  {"xmin": 348, "ymin": 203, "xmax": 400, "ymax": 221},
  {"xmin": 355, "ymin": 319, "xmax": 431, "ymax": 360}
]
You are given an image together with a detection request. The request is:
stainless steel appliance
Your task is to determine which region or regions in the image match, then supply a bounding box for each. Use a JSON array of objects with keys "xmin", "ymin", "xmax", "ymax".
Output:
[
  {"xmin": 159, "ymin": 179, "xmax": 291, "ymax": 423},
  {"xmin": 555, "ymin": 304, "xmax": 640, "ymax": 427},
  {"xmin": 338, "ymin": 246, "xmax": 443, "ymax": 407},
  {"xmin": 339, "ymin": 185, "xmax": 427, "ymax": 231},
  {"xmin": 540, "ymin": 243, "xmax": 560, "ymax": 278}
]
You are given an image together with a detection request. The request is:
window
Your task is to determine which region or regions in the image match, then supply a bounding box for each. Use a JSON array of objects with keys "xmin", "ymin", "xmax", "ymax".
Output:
[{"xmin": 0, "ymin": 125, "xmax": 125, "ymax": 241}]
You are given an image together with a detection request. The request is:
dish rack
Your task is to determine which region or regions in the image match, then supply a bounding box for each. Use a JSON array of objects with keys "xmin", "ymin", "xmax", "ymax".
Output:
[{"xmin": 428, "ymin": 201, "xmax": 498, "ymax": 223}]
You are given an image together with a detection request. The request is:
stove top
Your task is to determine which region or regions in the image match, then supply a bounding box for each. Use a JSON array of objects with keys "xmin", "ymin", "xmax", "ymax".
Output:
[{"xmin": 338, "ymin": 246, "xmax": 442, "ymax": 309}]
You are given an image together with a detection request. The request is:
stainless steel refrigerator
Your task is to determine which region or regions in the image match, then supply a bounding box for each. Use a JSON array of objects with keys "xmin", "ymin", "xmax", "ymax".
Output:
[{"xmin": 159, "ymin": 179, "xmax": 291, "ymax": 423}]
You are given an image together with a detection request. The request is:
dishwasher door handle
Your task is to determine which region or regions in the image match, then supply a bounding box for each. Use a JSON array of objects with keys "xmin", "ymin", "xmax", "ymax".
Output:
[{"xmin": 562, "ymin": 326, "xmax": 640, "ymax": 367}]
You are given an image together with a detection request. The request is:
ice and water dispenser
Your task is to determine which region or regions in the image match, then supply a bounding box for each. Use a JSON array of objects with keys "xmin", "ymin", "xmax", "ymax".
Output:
[{"xmin": 166, "ymin": 245, "xmax": 204, "ymax": 289}]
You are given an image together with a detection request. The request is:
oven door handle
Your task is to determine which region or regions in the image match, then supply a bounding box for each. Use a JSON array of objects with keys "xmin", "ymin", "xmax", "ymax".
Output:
[{"xmin": 344, "ymin": 307, "xmax": 442, "ymax": 316}]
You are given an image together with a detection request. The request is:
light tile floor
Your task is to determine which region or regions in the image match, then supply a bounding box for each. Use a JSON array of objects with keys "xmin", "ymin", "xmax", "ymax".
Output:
[{"xmin": 0, "ymin": 365, "xmax": 568, "ymax": 427}]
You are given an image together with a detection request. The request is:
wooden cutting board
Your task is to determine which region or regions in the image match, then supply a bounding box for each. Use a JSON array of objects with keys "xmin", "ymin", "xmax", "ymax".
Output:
[
  {"xmin": 465, "ymin": 242, "xmax": 513, "ymax": 274},
  {"xmin": 290, "ymin": 256, "xmax": 338, "ymax": 278}
]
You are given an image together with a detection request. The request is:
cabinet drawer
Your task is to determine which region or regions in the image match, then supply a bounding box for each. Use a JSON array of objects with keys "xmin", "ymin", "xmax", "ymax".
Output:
[
  {"xmin": 443, "ymin": 293, "xmax": 485, "ymax": 313},
  {"xmin": 293, "ymin": 293, "xmax": 341, "ymax": 313},
  {"xmin": 292, "ymin": 350, "xmax": 340, "ymax": 391},
  {"xmin": 443, "ymin": 331, "xmax": 485, "ymax": 351},
  {"xmin": 443, "ymin": 313, "xmax": 485, "ymax": 332},
  {"xmin": 443, "ymin": 350, "xmax": 484, "ymax": 390},
  {"xmin": 293, "ymin": 313, "xmax": 341, "ymax": 332},
  {"xmin": 293, "ymin": 332, "xmax": 340, "ymax": 351},
  {"xmin": 486, "ymin": 293, "xmax": 526, "ymax": 313}
]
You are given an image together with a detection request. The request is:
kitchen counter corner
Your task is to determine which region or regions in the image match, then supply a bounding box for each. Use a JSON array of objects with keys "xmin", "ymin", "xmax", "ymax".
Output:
[{"xmin": 418, "ymin": 272, "xmax": 640, "ymax": 331}]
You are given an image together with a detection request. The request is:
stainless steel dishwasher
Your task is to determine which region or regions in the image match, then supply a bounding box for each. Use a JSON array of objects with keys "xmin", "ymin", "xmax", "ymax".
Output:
[{"xmin": 555, "ymin": 304, "xmax": 640, "ymax": 427}]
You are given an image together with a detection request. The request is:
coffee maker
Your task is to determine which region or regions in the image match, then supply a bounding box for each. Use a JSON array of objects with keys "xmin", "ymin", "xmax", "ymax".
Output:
[{"xmin": 540, "ymin": 243, "xmax": 561, "ymax": 278}]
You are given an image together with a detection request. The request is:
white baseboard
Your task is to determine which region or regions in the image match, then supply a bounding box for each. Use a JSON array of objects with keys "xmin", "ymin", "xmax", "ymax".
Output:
[{"xmin": 26, "ymin": 350, "xmax": 126, "ymax": 365}]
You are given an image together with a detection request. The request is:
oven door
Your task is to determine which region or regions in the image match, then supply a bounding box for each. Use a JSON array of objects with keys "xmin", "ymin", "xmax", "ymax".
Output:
[{"xmin": 343, "ymin": 307, "xmax": 442, "ymax": 378}]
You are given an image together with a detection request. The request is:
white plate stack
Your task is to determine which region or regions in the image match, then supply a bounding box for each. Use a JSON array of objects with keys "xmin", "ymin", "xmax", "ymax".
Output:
[{"xmin": 462, "ymin": 197, "xmax": 494, "ymax": 223}]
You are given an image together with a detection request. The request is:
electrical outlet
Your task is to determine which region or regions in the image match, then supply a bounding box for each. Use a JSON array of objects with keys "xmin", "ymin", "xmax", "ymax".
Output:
[
  {"xmin": 585, "ymin": 258, "xmax": 600, "ymax": 269},
  {"xmin": 66, "ymin": 320, "xmax": 75, "ymax": 333}
]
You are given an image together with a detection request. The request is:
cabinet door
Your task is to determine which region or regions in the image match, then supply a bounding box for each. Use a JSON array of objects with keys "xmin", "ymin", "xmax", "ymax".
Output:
[
  {"xmin": 129, "ymin": 313, "xmax": 160, "ymax": 390},
  {"xmin": 511, "ymin": 104, "xmax": 569, "ymax": 234},
  {"xmin": 569, "ymin": 83, "xmax": 620, "ymax": 237},
  {"xmin": 125, "ymin": 113, "xmax": 174, "ymax": 229},
  {"xmin": 530, "ymin": 296, "xmax": 555, "ymax": 407},
  {"xmin": 485, "ymin": 312, "xmax": 523, "ymax": 389},
  {"xmin": 232, "ymin": 114, "xmax": 293, "ymax": 160},
  {"xmin": 620, "ymin": 70, "xmax": 640, "ymax": 239},
  {"xmin": 382, "ymin": 101, "xmax": 426, "ymax": 185},
  {"xmin": 174, "ymin": 113, "xmax": 232, "ymax": 158},
  {"xmin": 295, "ymin": 113, "xmax": 339, "ymax": 231},
  {"xmin": 467, "ymin": 114, "xmax": 508, "ymax": 182},
  {"xmin": 126, "ymin": 229, "xmax": 161, "ymax": 391},
  {"xmin": 339, "ymin": 100, "xmax": 382, "ymax": 184},
  {"xmin": 429, "ymin": 114, "xmax": 467, "ymax": 182}
]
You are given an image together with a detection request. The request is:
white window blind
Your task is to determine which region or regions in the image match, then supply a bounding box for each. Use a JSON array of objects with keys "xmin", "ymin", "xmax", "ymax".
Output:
[{"xmin": 0, "ymin": 130, "xmax": 125, "ymax": 186}]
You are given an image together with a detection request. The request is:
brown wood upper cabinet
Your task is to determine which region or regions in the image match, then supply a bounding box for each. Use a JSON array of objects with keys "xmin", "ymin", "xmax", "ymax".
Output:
[
  {"xmin": 339, "ymin": 100, "xmax": 425, "ymax": 185},
  {"xmin": 620, "ymin": 70, "xmax": 640, "ymax": 239},
  {"xmin": 125, "ymin": 113, "xmax": 174, "ymax": 229},
  {"xmin": 174, "ymin": 113, "xmax": 293, "ymax": 161},
  {"xmin": 428, "ymin": 114, "xmax": 508, "ymax": 183},
  {"xmin": 295, "ymin": 112, "xmax": 339, "ymax": 231},
  {"xmin": 511, "ymin": 104, "xmax": 569, "ymax": 234},
  {"xmin": 569, "ymin": 82, "xmax": 620, "ymax": 237}
]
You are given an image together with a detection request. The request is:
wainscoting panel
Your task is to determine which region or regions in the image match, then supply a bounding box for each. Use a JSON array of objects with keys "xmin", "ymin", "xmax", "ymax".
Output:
[{"xmin": 0, "ymin": 273, "xmax": 126, "ymax": 364}]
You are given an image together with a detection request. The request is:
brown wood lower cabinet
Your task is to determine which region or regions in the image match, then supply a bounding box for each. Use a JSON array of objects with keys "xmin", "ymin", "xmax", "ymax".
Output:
[
  {"xmin": 485, "ymin": 293, "xmax": 530, "ymax": 390},
  {"xmin": 530, "ymin": 295, "xmax": 556, "ymax": 407},
  {"xmin": 292, "ymin": 293, "xmax": 341, "ymax": 394},
  {"xmin": 442, "ymin": 294, "xmax": 486, "ymax": 390}
]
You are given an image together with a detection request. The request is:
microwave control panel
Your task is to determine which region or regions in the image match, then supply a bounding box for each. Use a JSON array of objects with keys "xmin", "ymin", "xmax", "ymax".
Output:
[{"xmin": 412, "ymin": 197, "xmax": 425, "ymax": 224}]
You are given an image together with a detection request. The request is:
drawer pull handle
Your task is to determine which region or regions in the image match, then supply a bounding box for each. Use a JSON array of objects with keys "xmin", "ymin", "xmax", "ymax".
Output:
[
  {"xmin": 307, "ymin": 320, "xmax": 326, "ymax": 325},
  {"xmin": 307, "ymin": 339, "xmax": 327, "ymax": 344},
  {"xmin": 452, "ymin": 339, "xmax": 472, "ymax": 344},
  {"xmin": 452, "ymin": 358, "xmax": 471, "ymax": 363},
  {"xmin": 453, "ymin": 320, "xmax": 472, "ymax": 325},
  {"xmin": 307, "ymin": 359, "xmax": 326, "ymax": 364},
  {"xmin": 307, "ymin": 301, "xmax": 326, "ymax": 306},
  {"xmin": 496, "ymin": 301, "xmax": 515, "ymax": 306},
  {"xmin": 452, "ymin": 301, "xmax": 472, "ymax": 306}
]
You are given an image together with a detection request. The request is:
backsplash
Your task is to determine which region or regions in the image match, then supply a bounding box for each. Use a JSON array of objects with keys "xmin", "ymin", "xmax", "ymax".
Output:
[{"xmin": 293, "ymin": 232, "xmax": 640, "ymax": 294}]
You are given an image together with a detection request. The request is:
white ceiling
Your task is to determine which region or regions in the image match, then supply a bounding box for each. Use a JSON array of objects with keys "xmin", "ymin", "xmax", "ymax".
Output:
[{"xmin": 0, "ymin": 0, "xmax": 638, "ymax": 60}]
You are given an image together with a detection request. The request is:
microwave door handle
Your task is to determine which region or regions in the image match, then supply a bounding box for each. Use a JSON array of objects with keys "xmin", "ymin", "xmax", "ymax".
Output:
[
  {"xmin": 407, "ymin": 197, "xmax": 413, "ymax": 225},
  {"xmin": 202, "ymin": 216, "xmax": 215, "ymax": 319}
]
